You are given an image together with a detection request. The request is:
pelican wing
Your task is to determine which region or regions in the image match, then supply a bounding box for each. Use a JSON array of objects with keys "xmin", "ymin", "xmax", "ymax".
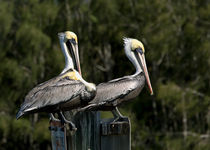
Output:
[
  {"xmin": 89, "ymin": 74, "xmax": 145, "ymax": 107},
  {"xmin": 17, "ymin": 74, "xmax": 86, "ymax": 119}
]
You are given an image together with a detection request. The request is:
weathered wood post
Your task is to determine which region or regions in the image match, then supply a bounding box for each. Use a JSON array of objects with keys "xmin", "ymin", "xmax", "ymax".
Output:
[
  {"xmin": 49, "ymin": 111, "xmax": 101, "ymax": 150},
  {"xmin": 100, "ymin": 117, "xmax": 131, "ymax": 150},
  {"xmin": 64, "ymin": 111, "xmax": 131, "ymax": 150},
  {"xmin": 50, "ymin": 120, "xmax": 67, "ymax": 150},
  {"xmin": 66, "ymin": 111, "xmax": 100, "ymax": 150}
]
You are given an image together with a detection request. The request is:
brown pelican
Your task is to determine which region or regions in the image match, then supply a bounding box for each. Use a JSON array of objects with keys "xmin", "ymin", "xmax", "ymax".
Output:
[
  {"xmin": 16, "ymin": 31, "xmax": 96, "ymax": 129},
  {"xmin": 80, "ymin": 38, "xmax": 153, "ymax": 121}
]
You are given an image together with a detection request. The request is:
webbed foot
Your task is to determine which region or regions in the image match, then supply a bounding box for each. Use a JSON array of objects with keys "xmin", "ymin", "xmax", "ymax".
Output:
[
  {"xmin": 58, "ymin": 112, "xmax": 77, "ymax": 131},
  {"xmin": 50, "ymin": 113, "xmax": 60, "ymax": 122},
  {"xmin": 111, "ymin": 107, "xmax": 127, "ymax": 123}
]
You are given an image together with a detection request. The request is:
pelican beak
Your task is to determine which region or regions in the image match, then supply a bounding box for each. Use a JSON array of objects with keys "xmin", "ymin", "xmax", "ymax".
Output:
[
  {"xmin": 136, "ymin": 48, "xmax": 153, "ymax": 95},
  {"xmin": 66, "ymin": 39, "xmax": 82, "ymax": 75}
]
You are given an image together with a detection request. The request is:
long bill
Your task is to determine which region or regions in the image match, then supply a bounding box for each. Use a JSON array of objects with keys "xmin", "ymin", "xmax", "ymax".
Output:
[
  {"xmin": 138, "ymin": 52, "xmax": 154, "ymax": 95},
  {"xmin": 66, "ymin": 40, "xmax": 82, "ymax": 75},
  {"xmin": 58, "ymin": 32, "xmax": 74, "ymax": 73},
  {"xmin": 73, "ymin": 43, "xmax": 81, "ymax": 75}
]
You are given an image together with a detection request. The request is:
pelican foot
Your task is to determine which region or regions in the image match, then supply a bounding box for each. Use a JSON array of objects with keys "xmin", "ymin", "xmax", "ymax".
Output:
[
  {"xmin": 78, "ymin": 103, "xmax": 97, "ymax": 112},
  {"xmin": 50, "ymin": 113, "xmax": 60, "ymax": 122},
  {"xmin": 59, "ymin": 112, "xmax": 77, "ymax": 131},
  {"xmin": 111, "ymin": 116, "xmax": 128, "ymax": 123},
  {"xmin": 111, "ymin": 107, "xmax": 128, "ymax": 123}
]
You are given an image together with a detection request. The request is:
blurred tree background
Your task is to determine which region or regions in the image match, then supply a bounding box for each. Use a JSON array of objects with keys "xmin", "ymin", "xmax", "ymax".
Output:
[{"xmin": 0, "ymin": 0, "xmax": 210, "ymax": 149}]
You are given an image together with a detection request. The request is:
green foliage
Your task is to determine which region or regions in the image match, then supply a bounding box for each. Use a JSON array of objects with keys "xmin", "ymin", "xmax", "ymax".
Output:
[
  {"xmin": 33, "ymin": 119, "xmax": 51, "ymax": 143},
  {"xmin": 0, "ymin": 0, "xmax": 210, "ymax": 149},
  {"xmin": 0, "ymin": 2, "xmax": 13, "ymax": 37}
]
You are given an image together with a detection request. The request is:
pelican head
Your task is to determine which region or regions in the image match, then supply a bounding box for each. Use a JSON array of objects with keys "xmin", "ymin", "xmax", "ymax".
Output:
[
  {"xmin": 124, "ymin": 38, "xmax": 153, "ymax": 95},
  {"xmin": 58, "ymin": 31, "xmax": 81, "ymax": 75},
  {"xmin": 64, "ymin": 31, "xmax": 78, "ymax": 44}
]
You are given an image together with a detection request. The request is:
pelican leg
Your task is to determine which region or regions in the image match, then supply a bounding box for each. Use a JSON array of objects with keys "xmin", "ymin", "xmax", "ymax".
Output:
[
  {"xmin": 111, "ymin": 107, "xmax": 127, "ymax": 123},
  {"xmin": 50, "ymin": 113, "xmax": 60, "ymax": 122},
  {"xmin": 58, "ymin": 112, "xmax": 77, "ymax": 131},
  {"xmin": 78, "ymin": 103, "xmax": 97, "ymax": 112}
]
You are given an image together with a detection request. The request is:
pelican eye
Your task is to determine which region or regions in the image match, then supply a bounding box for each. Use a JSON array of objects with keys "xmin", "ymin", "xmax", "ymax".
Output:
[
  {"xmin": 70, "ymin": 38, "xmax": 76, "ymax": 45},
  {"xmin": 136, "ymin": 48, "xmax": 143, "ymax": 55},
  {"xmin": 64, "ymin": 31, "xmax": 78, "ymax": 44}
]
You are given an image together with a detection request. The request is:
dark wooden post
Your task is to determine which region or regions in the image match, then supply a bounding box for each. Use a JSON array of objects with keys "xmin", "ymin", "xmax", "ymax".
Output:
[
  {"xmin": 66, "ymin": 111, "xmax": 100, "ymax": 150},
  {"xmin": 64, "ymin": 111, "xmax": 131, "ymax": 150},
  {"xmin": 50, "ymin": 121, "xmax": 67, "ymax": 150},
  {"xmin": 100, "ymin": 117, "xmax": 131, "ymax": 150}
]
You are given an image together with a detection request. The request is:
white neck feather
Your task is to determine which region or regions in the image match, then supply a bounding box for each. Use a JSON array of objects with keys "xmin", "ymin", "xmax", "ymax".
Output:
[
  {"xmin": 123, "ymin": 38, "xmax": 142, "ymax": 75},
  {"xmin": 59, "ymin": 37, "xmax": 74, "ymax": 74}
]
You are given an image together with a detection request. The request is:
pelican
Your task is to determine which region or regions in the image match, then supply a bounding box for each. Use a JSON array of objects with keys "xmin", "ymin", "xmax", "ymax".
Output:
[
  {"xmin": 80, "ymin": 38, "xmax": 153, "ymax": 121},
  {"xmin": 16, "ymin": 31, "xmax": 96, "ymax": 129}
]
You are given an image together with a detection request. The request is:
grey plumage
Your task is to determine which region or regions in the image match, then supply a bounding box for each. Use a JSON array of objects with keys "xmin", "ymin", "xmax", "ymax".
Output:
[
  {"xmin": 16, "ymin": 69, "xmax": 95, "ymax": 119},
  {"xmin": 80, "ymin": 72, "xmax": 145, "ymax": 111}
]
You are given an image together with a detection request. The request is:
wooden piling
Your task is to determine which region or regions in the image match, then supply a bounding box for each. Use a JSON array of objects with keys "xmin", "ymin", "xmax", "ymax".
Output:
[{"xmin": 64, "ymin": 111, "xmax": 131, "ymax": 150}]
